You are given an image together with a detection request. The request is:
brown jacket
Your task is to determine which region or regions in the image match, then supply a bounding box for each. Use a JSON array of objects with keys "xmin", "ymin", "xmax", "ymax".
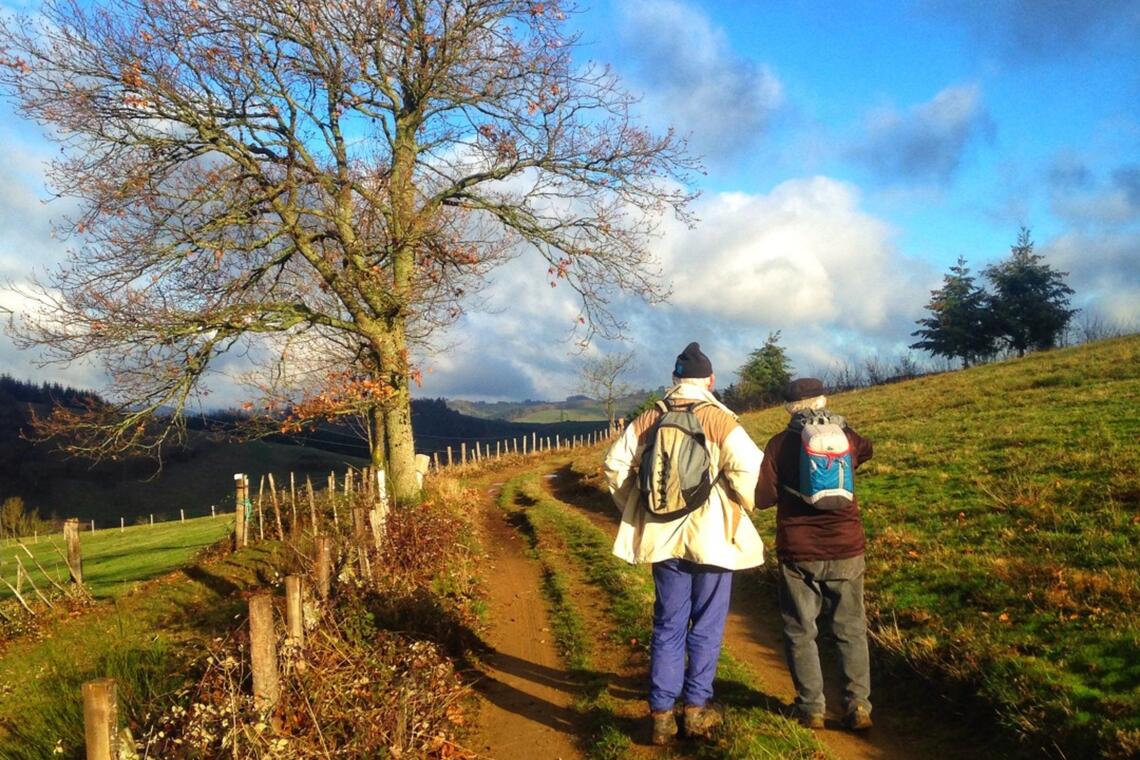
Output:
[{"xmin": 755, "ymin": 415, "xmax": 873, "ymax": 562}]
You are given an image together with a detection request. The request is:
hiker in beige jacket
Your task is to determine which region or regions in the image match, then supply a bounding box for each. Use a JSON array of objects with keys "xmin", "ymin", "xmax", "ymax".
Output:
[{"xmin": 604, "ymin": 342, "xmax": 764, "ymax": 745}]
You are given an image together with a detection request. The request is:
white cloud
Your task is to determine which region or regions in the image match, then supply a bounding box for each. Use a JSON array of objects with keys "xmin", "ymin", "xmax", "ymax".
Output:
[
  {"xmin": 616, "ymin": 0, "xmax": 783, "ymax": 161},
  {"xmin": 657, "ymin": 177, "xmax": 925, "ymax": 331},
  {"xmin": 1044, "ymin": 231, "xmax": 1140, "ymax": 328},
  {"xmin": 1049, "ymin": 161, "xmax": 1140, "ymax": 227},
  {"xmin": 415, "ymin": 176, "xmax": 937, "ymax": 400},
  {"xmin": 851, "ymin": 84, "xmax": 992, "ymax": 184}
]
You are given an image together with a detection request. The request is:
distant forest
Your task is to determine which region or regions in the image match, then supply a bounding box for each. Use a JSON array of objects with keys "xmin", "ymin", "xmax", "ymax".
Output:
[{"xmin": 0, "ymin": 376, "xmax": 611, "ymax": 514}]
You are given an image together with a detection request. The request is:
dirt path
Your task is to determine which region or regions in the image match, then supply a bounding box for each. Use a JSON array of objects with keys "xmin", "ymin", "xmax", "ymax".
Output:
[
  {"xmin": 468, "ymin": 478, "xmax": 584, "ymax": 760},
  {"xmin": 542, "ymin": 463, "xmax": 983, "ymax": 760}
]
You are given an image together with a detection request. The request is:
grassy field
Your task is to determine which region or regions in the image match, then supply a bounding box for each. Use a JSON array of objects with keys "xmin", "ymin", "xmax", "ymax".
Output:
[
  {"xmin": 513, "ymin": 407, "xmax": 610, "ymax": 423},
  {"xmin": 1, "ymin": 515, "xmax": 232, "ymax": 600},
  {"xmin": 736, "ymin": 335, "xmax": 1139, "ymax": 758}
]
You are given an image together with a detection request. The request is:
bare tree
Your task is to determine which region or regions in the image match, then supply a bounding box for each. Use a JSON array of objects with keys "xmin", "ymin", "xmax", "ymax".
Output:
[
  {"xmin": 578, "ymin": 350, "xmax": 634, "ymax": 428},
  {"xmin": 0, "ymin": 0, "xmax": 697, "ymax": 498}
]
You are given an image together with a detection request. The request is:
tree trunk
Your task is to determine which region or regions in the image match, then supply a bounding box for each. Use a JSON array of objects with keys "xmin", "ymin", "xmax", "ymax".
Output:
[
  {"xmin": 383, "ymin": 376, "xmax": 418, "ymax": 501},
  {"xmin": 369, "ymin": 404, "xmax": 387, "ymax": 475},
  {"xmin": 380, "ymin": 117, "xmax": 422, "ymax": 502}
]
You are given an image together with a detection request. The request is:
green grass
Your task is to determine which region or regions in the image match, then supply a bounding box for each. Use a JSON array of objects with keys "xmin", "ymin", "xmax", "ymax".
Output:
[
  {"xmin": 1, "ymin": 515, "xmax": 233, "ymax": 600},
  {"xmin": 513, "ymin": 407, "xmax": 609, "ymax": 423},
  {"xmin": 737, "ymin": 335, "xmax": 1140, "ymax": 758},
  {"xmin": 500, "ymin": 472, "xmax": 828, "ymax": 759},
  {"xmin": 0, "ymin": 543, "xmax": 284, "ymax": 758}
]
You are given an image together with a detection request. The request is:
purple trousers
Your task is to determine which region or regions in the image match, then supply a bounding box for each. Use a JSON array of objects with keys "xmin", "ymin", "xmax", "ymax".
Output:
[{"xmin": 649, "ymin": 558, "xmax": 733, "ymax": 713}]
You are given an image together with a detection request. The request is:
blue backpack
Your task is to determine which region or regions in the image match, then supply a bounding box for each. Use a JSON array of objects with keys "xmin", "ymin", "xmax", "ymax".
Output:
[{"xmin": 784, "ymin": 412, "xmax": 854, "ymax": 510}]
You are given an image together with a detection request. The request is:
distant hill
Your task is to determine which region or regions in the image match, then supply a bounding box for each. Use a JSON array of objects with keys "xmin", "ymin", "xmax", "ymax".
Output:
[
  {"xmin": 0, "ymin": 381, "xmax": 613, "ymax": 522},
  {"xmin": 444, "ymin": 389, "xmax": 659, "ymax": 423}
]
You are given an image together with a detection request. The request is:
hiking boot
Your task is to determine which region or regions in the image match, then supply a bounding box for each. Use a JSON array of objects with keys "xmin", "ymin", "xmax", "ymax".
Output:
[
  {"xmin": 841, "ymin": 705, "xmax": 873, "ymax": 731},
  {"xmin": 796, "ymin": 710, "xmax": 825, "ymax": 729},
  {"xmin": 651, "ymin": 709, "xmax": 678, "ymax": 746},
  {"xmin": 683, "ymin": 703, "xmax": 723, "ymax": 740}
]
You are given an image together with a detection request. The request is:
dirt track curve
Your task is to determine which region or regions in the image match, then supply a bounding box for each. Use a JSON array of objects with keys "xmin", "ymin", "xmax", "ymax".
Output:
[{"xmin": 468, "ymin": 460, "xmax": 987, "ymax": 760}]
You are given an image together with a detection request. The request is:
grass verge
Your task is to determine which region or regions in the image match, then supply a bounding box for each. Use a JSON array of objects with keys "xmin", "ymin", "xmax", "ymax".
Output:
[{"xmin": 0, "ymin": 542, "xmax": 283, "ymax": 758}]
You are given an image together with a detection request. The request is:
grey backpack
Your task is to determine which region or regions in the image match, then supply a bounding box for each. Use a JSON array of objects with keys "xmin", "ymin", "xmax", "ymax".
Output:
[{"xmin": 638, "ymin": 400, "xmax": 719, "ymax": 520}]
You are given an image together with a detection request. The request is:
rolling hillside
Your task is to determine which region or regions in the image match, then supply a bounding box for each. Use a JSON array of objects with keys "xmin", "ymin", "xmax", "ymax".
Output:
[{"xmin": 738, "ymin": 335, "xmax": 1139, "ymax": 757}]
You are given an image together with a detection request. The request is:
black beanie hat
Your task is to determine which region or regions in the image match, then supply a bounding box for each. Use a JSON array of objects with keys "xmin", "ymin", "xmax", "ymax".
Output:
[
  {"xmin": 785, "ymin": 377, "xmax": 825, "ymax": 402},
  {"xmin": 674, "ymin": 342, "xmax": 713, "ymax": 379}
]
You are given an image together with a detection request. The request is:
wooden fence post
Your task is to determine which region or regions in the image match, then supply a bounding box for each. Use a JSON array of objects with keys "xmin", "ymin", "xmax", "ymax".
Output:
[
  {"xmin": 180, "ymin": 509, "xmax": 185, "ymax": 523},
  {"xmin": 307, "ymin": 476, "xmax": 317, "ymax": 534},
  {"xmin": 269, "ymin": 473, "xmax": 285, "ymax": 540},
  {"xmin": 513, "ymin": 438, "xmax": 518, "ymax": 454},
  {"xmin": 285, "ymin": 575, "xmax": 304, "ymax": 648},
  {"xmin": 256, "ymin": 475, "xmax": 266, "ymax": 541},
  {"xmin": 433, "ymin": 452, "xmax": 440, "ymax": 470},
  {"xmin": 82, "ymin": 678, "xmax": 118, "ymax": 760},
  {"xmin": 64, "ymin": 518, "xmax": 83, "ymax": 586},
  {"xmin": 248, "ymin": 595, "xmax": 280, "ymax": 712},
  {"xmin": 369, "ymin": 509, "xmax": 384, "ymax": 554},
  {"xmin": 460, "ymin": 442, "xmax": 467, "ymax": 466},
  {"xmin": 315, "ymin": 536, "xmax": 332, "ymax": 600},
  {"xmin": 447, "ymin": 446, "xmax": 453, "ymax": 467},
  {"xmin": 119, "ymin": 517, "xmax": 124, "ymax": 533},
  {"xmin": 234, "ymin": 473, "xmax": 248, "ymax": 550},
  {"xmin": 289, "ymin": 472, "xmax": 297, "ymax": 528},
  {"xmin": 532, "ymin": 432, "xmax": 537, "ymax": 453}
]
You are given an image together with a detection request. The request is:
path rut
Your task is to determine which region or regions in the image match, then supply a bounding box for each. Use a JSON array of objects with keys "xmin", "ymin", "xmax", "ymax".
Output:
[{"xmin": 469, "ymin": 479, "xmax": 584, "ymax": 760}]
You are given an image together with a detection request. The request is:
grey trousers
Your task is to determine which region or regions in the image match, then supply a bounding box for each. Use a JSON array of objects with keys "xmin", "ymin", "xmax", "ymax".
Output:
[{"xmin": 777, "ymin": 555, "xmax": 871, "ymax": 717}]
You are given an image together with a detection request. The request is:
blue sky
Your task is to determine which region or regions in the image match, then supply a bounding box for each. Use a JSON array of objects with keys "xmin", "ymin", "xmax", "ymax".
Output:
[{"xmin": 1, "ymin": 0, "xmax": 1138, "ymax": 403}]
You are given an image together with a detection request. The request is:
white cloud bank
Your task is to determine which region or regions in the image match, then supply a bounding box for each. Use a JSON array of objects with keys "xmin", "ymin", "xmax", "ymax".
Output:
[{"xmin": 416, "ymin": 177, "xmax": 937, "ymax": 400}]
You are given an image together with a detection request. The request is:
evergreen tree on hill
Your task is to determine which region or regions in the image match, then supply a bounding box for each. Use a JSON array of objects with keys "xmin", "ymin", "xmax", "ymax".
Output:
[
  {"xmin": 725, "ymin": 332, "xmax": 792, "ymax": 411},
  {"xmin": 911, "ymin": 257, "xmax": 995, "ymax": 367},
  {"xmin": 984, "ymin": 228, "xmax": 1077, "ymax": 357}
]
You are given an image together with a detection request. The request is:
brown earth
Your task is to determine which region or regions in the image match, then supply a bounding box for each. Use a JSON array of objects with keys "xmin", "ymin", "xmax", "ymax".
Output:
[{"xmin": 468, "ymin": 478, "xmax": 585, "ymax": 760}]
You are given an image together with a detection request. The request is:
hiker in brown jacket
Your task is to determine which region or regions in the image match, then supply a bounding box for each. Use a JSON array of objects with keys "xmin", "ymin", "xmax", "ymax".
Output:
[{"xmin": 755, "ymin": 377, "xmax": 875, "ymax": 731}]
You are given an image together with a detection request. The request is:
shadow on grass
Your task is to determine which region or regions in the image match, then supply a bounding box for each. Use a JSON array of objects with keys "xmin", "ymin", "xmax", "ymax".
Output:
[{"xmin": 545, "ymin": 464, "xmax": 618, "ymax": 524}]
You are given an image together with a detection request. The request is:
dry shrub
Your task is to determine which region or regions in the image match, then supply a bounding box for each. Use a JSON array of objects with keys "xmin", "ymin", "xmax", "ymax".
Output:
[
  {"xmin": 382, "ymin": 499, "xmax": 467, "ymax": 585},
  {"xmin": 137, "ymin": 475, "xmax": 484, "ymax": 757},
  {"xmin": 140, "ymin": 598, "xmax": 474, "ymax": 758}
]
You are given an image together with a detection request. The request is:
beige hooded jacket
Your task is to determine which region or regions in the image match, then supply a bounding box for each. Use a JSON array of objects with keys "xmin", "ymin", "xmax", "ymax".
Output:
[{"xmin": 605, "ymin": 382, "xmax": 765, "ymax": 569}]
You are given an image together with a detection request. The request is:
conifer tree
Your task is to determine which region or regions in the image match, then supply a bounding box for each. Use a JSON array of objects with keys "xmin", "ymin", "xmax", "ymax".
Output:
[
  {"xmin": 911, "ymin": 257, "xmax": 994, "ymax": 367},
  {"xmin": 984, "ymin": 228, "xmax": 1077, "ymax": 357},
  {"xmin": 730, "ymin": 332, "xmax": 792, "ymax": 410}
]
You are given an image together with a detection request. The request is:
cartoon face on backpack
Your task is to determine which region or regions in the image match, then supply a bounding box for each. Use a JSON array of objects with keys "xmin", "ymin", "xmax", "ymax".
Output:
[
  {"xmin": 784, "ymin": 413, "xmax": 854, "ymax": 510},
  {"xmin": 638, "ymin": 400, "xmax": 718, "ymax": 520}
]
